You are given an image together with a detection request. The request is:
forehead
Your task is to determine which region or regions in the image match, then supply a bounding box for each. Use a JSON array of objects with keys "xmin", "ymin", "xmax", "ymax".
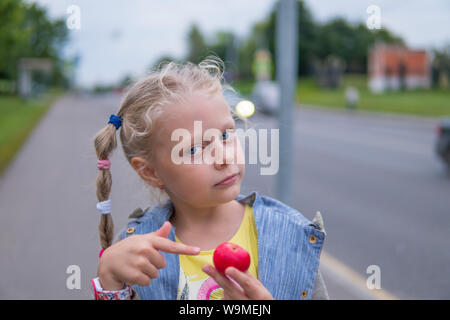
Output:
[{"xmin": 154, "ymin": 91, "xmax": 234, "ymax": 144}]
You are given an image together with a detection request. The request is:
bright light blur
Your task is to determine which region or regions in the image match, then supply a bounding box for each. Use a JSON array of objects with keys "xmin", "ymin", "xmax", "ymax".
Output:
[{"xmin": 235, "ymin": 100, "xmax": 255, "ymax": 118}]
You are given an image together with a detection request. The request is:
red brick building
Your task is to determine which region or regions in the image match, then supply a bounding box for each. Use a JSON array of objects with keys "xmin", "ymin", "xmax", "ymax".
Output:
[{"xmin": 368, "ymin": 43, "xmax": 431, "ymax": 93}]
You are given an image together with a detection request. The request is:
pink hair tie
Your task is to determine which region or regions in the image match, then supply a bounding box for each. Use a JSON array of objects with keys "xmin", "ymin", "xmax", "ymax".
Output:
[
  {"xmin": 97, "ymin": 159, "xmax": 111, "ymax": 170},
  {"xmin": 99, "ymin": 249, "xmax": 105, "ymax": 258}
]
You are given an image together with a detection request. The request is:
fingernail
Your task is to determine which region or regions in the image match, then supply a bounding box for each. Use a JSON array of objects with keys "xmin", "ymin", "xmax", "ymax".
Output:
[
  {"xmin": 193, "ymin": 247, "xmax": 200, "ymax": 253},
  {"xmin": 202, "ymin": 265, "xmax": 210, "ymax": 272}
]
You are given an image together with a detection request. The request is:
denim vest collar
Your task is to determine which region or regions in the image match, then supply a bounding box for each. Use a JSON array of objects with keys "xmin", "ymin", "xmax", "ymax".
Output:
[{"xmin": 121, "ymin": 191, "xmax": 325, "ymax": 300}]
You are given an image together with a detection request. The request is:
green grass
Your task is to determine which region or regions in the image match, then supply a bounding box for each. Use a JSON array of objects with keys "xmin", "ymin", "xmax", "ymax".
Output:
[
  {"xmin": 231, "ymin": 75, "xmax": 450, "ymax": 117},
  {"xmin": 0, "ymin": 90, "xmax": 62, "ymax": 176},
  {"xmin": 297, "ymin": 75, "xmax": 450, "ymax": 117},
  {"xmin": 229, "ymin": 79, "xmax": 255, "ymax": 96}
]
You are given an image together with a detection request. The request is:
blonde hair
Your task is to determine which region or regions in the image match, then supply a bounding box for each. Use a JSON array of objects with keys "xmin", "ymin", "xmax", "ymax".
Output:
[{"xmin": 93, "ymin": 55, "xmax": 245, "ymax": 250}]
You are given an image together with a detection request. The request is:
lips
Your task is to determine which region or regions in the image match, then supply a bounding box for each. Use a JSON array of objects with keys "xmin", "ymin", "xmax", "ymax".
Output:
[{"xmin": 215, "ymin": 172, "xmax": 239, "ymax": 186}]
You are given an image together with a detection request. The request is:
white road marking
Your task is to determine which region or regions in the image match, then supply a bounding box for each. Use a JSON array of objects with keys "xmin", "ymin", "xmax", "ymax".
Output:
[{"xmin": 320, "ymin": 250, "xmax": 399, "ymax": 300}]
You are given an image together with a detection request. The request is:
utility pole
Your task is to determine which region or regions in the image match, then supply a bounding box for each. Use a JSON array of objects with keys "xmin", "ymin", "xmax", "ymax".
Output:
[
  {"xmin": 276, "ymin": 0, "xmax": 298, "ymax": 206},
  {"xmin": 225, "ymin": 34, "xmax": 238, "ymax": 83}
]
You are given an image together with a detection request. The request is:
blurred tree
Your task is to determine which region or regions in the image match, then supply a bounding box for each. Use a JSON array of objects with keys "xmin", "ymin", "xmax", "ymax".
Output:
[
  {"xmin": 182, "ymin": 1, "xmax": 317, "ymax": 80},
  {"xmin": 315, "ymin": 19, "xmax": 354, "ymax": 63},
  {"xmin": 0, "ymin": 0, "xmax": 28, "ymax": 80},
  {"xmin": 237, "ymin": 0, "xmax": 317, "ymax": 79},
  {"xmin": 238, "ymin": 36, "xmax": 257, "ymax": 80},
  {"xmin": 0, "ymin": 0, "xmax": 68, "ymax": 88},
  {"xmin": 151, "ymin": 54, "xmax": 182, "ymax": 70},
  {"xmin": 316, "ymin": 19, "xmax": 404, "ymax": 73},
  {"xmin": 237, "ymin": 0, "xmax": 404, "ymax": 78},
  {"xmin": 208, "ymin": 31, "xmax": 239, "ymax": 81},
  {"xmin": 186, "ymin": 24, "xmax": 209, "ymax": 64},
  {"xmin": 22, "ymin": 3, "xmax": 68, "ymax": 59},
  {"xmin": 21, "ymin": 2, "xmax": 68, "ymax": 88},
  {"xmin": 185, "ymin": 25, "xmax": 238, "ymax": 80},
  {"xmin": 244, "ymin": 19, "xmax": 273, "ymax": 80},
  {"xmin": 269, "ymin": 0, "xmax": 318, "ymax": 77},
  {"xmin": 431, "ymin": 44, "xmax": 450, "ymax": 89},
  {"xmin": 181, "ymin": 0, "xmax": 405, "ymax": 81},
  {"xmin": 208, "ymin": 31, "xmax": 232, "ymax": 61},
  {"xmin": 118, "ymin": 73, "xmax": 134, "ymax": 88}
]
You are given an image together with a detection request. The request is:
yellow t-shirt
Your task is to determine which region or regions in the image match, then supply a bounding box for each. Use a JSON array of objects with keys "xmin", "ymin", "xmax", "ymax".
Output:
[{"xmin": 175, "ymin": 204, "xmax": 258, "ymax": 300}]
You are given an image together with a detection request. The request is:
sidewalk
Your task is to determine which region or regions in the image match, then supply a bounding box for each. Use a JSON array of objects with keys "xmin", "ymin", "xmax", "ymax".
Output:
[{"xmin": 0, "ymin": 93, "xmax": 142, "ymax": 299}]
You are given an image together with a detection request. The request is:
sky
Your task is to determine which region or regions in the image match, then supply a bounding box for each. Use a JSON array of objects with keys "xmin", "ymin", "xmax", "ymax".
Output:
[{"xmin": 32, "ymin": 0, "xmax": 450, "ymax": 88}]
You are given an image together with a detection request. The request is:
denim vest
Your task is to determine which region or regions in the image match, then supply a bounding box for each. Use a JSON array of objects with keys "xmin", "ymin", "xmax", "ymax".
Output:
[{"xmin": 120, "ymin": 191, "xmax": 326, "ymax": 300}]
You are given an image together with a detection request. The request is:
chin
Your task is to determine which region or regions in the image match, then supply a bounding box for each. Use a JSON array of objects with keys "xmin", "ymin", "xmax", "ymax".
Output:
[{"xmin": 214, "ymin": 182, "xmax": 241, "ymax": 203}]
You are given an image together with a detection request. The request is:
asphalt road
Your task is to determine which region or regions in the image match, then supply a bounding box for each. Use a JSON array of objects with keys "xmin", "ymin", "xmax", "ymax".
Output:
[
  {"xmin": 0, "ymin": 93, "xmax": 448, "ymax": 299},
  {"xmin": 240, "ymin": 105, "xmax": 450, "ymax": 299}
]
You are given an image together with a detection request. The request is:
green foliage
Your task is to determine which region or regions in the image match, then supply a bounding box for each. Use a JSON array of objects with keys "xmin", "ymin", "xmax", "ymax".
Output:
[
  {"xmin": 433, "ymin": 45, "xmax": 450, "ymax": 71},
  {"xmin": 0, "ymin": 0, "xmax": 68, "ymax": 85},
  {"xmin": 186, "ymin": 24, "xmax": 209, "ymax": 64},
  {"xmin": 0, "ymin": 0, "xmax": 28, "ymax": 79},
  {"xmin": 181, "ymin": 0, "xmax": 405, "ymax": 80},
  {"xmin": 431, "ymin": 44, "xmax": 450, "ymax": 88},
  {"xmin": 0, "ymin": 91, "xmax": 61, "ymax": 176},
  {"xmin": 238, "ymin": 37, "xmax": 257, "ymax": 80},
  {"xmin": 268, "ymin": 0, "xmax": 318, "ymax": 76},
  {"xmin": 315, "ymin": 19, "xmax": 403, "ymax": 72},
  {"xmin": 150, "ymin": 55, "xmax": 182, "ymax": 70}
]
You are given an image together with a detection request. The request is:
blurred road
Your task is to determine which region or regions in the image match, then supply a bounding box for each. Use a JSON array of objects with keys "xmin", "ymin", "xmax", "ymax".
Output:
[
  {"xmin": 0, "ymin": 94, "xmax": 448, "ymax": 299},
  {"xmin": 240, "ymin": 105, "xmax": 450, "ymax": 299}
]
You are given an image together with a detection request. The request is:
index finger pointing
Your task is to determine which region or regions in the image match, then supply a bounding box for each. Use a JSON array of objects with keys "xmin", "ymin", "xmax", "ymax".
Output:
[{"xmin": 151, "ymin": 236, "xmax": 200, "ymax": 255}]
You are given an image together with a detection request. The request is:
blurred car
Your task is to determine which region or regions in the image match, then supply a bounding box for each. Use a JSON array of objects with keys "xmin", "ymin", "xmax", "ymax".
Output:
[
  {"xmin": 251, "ymin": 80, "xmax": 280, "ymax": 115},
  {"xmin": 435, "ymin": 117, "xmax": 450, "ymax": 169}
]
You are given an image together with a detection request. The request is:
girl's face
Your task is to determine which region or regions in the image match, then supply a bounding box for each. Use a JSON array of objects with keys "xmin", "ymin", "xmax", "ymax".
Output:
[{"xmin": 150, "ymin": 90, "xmax": 245, "ymax": 208}]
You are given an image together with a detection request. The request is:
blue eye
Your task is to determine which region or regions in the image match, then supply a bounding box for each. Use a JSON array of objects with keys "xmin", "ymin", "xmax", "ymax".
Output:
[
  {"xmin": 190, "ymin": 145, "xmax": 201, "ymax": 155},
  {"xmin": 222, "ymin": 130, "xmax": 232, "ymax": 141}
]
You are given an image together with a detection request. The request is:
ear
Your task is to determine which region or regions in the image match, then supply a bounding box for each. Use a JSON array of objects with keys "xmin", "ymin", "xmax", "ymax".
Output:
[{"xmin": 130, "ymin": 157, "xmax": 164, "ymax": 189}]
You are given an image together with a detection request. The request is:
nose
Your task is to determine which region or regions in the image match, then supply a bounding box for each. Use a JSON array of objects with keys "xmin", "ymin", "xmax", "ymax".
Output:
[{"xmin": 210, "ymin": 138, "xmax": 235, "ymax": 169}]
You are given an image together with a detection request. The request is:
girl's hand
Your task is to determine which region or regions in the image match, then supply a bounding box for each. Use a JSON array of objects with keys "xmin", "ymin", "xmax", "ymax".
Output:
[
  {"xmin": 202, "ymin": 264, "xmax": 274, "ymax": 300},
  {"xmin": 97, "ymin": 221, "xmax": 200, "ymax": 290}
]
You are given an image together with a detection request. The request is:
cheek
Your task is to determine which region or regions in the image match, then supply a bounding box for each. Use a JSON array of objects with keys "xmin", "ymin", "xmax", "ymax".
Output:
[
  {"xmin": 235, "ymin": 140, "xmax": 246, "ymax": 180},
  {"xmin": 231, "ymin": 137, "xmax": 245, "ymax": 167},
  {"xmin": 163, "ymin": 163, "xmax": 211, "ymax": 191}
]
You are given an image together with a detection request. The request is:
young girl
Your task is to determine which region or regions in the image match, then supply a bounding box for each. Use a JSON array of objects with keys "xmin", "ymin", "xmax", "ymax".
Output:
[{"xmin": 91, "ymin": 57, "xmax": 328, "ymax": 300}]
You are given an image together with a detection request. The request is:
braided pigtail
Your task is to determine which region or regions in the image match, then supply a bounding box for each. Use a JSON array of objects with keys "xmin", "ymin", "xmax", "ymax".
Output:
[{"xmin": 93, "ymin": 114, "xmax": 123, "ymax": 251}]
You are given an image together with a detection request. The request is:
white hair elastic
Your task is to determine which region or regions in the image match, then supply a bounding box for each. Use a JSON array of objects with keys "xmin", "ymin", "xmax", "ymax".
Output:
[{"xmin": 96, "ymin": 200, "xmax": 111, "ymax": 215}]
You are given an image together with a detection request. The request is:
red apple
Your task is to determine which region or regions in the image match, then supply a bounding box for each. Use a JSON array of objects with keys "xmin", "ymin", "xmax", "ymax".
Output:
[{"xmin": 213, "ymin": 242, "xmax": 251, "ymax": 274}]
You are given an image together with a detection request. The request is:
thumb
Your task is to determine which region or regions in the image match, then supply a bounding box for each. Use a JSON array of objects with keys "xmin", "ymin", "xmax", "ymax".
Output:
[{"xmin": 153, "ymin": 221, "xmax": 172, "ymax": 238}]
